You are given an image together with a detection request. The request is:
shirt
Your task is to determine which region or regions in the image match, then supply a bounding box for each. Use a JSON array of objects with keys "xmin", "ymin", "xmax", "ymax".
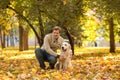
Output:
[{"xmin": 41, "ymin": 33, "xmax": 64, "ymax": 57}]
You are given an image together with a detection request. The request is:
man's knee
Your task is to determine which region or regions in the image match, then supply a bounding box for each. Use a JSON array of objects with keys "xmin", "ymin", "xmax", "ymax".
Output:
[
  {"xmin": 35, "ymin": 48, "xmax": 41, "ymax": 54},
  {"xmin": 35, "ymin": 48, "xmax": 43, "ymax": 58}
]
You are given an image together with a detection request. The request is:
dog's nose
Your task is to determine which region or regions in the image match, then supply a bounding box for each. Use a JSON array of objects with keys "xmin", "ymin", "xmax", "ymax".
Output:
[{"xmin": 62, "ymin": 47, "xmax": 64, "ymax": 50}]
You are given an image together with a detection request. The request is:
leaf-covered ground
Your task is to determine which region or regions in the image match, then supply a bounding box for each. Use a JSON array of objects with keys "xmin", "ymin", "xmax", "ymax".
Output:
[{"xmin": 0, "ymin": 47, "xmax": 120, "ymax": 80}]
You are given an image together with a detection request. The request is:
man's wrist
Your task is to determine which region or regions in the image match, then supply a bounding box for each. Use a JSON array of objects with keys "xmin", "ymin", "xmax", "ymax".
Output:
[{"xmin": 56, "ymin": 55, "xmax": 60, "ymax": 58}]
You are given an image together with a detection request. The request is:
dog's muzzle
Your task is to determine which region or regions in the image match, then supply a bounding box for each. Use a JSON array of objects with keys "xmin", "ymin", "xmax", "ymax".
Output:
[{"xmin": 62, "ymin": 47, "xmax": 66, "ymax": 51}]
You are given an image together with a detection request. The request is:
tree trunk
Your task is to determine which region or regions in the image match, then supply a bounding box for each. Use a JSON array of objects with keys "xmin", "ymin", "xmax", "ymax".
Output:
[
  {"xmin": 109, "ymin": 18, "xmax": 115, "ymax": 53},
  {"xmin": 0, "ymin": 29, "xmax": 2, "ymax": 48},
  {"xmin": 23, "ymin": 27, "xmax": 29, "ymax": 50},
  {"xmin": 2, "ymin": 33, "xmax": 5, "ymax": 49},
  {"xmin": 63, "ymin": 27, "xmax": 74, "ymax": 55},
  {"xmin": 3, "ymin": 33, "xmax": 5, "ymax": 48},
  {"xmin": 38, "ymin": 6, "xmax": 45, "ymax": 47},
  {"xmin": 19, "ymin": 25, "xmax": 24, "ymax": 51},
  {"xmin": 8, "ymin": 6, "xmax": 42, "ymax": 48},
  {"xmin": 6, "ymin": 35, "xmax": 9, "ymax": 47},
  {"xmin": 10, "ymin": 30, "xmax": 14, "ymax": 46},
  {"xmin": 0, "ymin": 31, "xmax": 5, "ymax": 49}
]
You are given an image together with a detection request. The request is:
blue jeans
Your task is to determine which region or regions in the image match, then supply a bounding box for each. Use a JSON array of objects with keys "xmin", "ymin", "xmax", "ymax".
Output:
[{"xmin": 35, "ymin": 48, "xmax": 57, "ymax": 69}]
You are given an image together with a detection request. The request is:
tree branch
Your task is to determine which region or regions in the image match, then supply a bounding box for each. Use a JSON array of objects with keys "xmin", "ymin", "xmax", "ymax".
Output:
[{"xmin": 7, "ymin": 5, "xmax": 41, "ymax": 45}]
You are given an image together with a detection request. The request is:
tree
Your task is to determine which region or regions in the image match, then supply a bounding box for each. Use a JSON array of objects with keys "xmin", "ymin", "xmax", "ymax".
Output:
[
  {"xmin": 19, "ymin": 25, "xmax": 23, "ymax": 51},
  {"xmin": 0, "ymin": 28, "xmax": 5, "ymax": 49},
  {"xmin": 109, "ymin": 18, "xmax": 115, "ymax": 52},
  {"xmin": 86, "ymin": 0, "xmax": 120, "ymax": 52},
  {"xmin": 23, "ymin": 27, "xmax": 29, "ymax": 50},
  {"xmin": 0, "ymin": 0, "xmax": 41, "ymax": 50},
  {"xmin": 7, "ymin": 0, "xmax": 45, "ymax": 47},
  {"xmin": 0, "ymin": 9, "xmax": 11, "ymax": 48},
  {"xmin": 36, "ymin": 0, "xmax": 84, "ymax": 54},
  {"xmin": 0, "ymin": 0, "xmax": 84, "ymax": 54},
  {"xmin": 3, "ymin": 0, "xmax": 83, "ymax": 54}
]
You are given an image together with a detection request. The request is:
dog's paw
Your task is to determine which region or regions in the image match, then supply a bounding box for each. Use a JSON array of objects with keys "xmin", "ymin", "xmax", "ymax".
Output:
[{"xmin": 54, "ymin": 62, "xmax": 59, "ymax": 70}]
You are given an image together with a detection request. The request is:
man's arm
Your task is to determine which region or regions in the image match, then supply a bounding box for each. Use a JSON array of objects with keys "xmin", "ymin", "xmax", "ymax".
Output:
[{"xmin": 44, "ymin": 35, "xmax": 58, "ymax": 57}]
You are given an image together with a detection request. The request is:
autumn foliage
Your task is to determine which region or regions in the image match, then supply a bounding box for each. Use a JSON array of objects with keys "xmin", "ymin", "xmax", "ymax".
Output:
[{"xmin": 0, "ymin": 47, "xmax": 120, "ymax": 80}]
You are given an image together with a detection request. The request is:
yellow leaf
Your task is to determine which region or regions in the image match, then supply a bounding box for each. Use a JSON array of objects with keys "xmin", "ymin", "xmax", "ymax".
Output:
[
  {"xmin": 31, "ymin": 68, "xmax": 37, "ymax": 73},
  {"xmin": 6, "ymin": 24, "xmax": 11, "ymax": 30},
  {"xmin": 23, "ymin": 11, "xmax": 26, "ymax": 16},
  {"xmin": 63, "ymin": 0, "xmax": 67, "ymax": 5},
  {"xmin": 75, "ymin": 74, "xmax": 81, "ymax": 79},
  {"xmin": 0, "ymin": 77, "xmax": 3, "ymax": 80},
  {"xmin": 7, "ymin": 71, "xmax": 14, "ymax": 78},
  {"xmin": 3, "ymin": 30, "xmax": 9, "ymax": 35}
]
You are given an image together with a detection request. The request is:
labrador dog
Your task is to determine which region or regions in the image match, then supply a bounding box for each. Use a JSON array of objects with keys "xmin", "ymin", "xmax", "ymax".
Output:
[{"xmin": 55, "ymin": 41, "xmax": 73, "ymax": 70}]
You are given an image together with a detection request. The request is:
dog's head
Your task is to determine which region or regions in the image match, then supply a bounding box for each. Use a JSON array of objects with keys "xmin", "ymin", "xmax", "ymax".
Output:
[{"xmin": 61, "ymin": 41, "xmax": 71, "ymax": 52}]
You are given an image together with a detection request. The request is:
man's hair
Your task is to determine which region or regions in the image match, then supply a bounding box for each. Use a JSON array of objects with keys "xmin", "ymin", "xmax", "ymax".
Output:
[{"xmin": 52, "ymin": 26, "xmax": 61, "ymax": 32}]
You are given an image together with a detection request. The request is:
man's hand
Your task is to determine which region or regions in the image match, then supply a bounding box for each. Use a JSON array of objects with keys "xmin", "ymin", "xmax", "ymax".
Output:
[{"xmin": 56, "ymin": 55, "xmax": 60, "ymax": 58}]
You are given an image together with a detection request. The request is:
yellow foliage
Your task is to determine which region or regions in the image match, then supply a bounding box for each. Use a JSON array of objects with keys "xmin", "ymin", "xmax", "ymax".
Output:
[
  {"xmin": 39, "ymin": 74, "xmax": 49, "ymax": 79},
  {"xmin": 23, "ymin": 11, "xmax": 26, "ymax": 16},
  {"xmin": 75, "ymin": 74, "xmax": 81, "ymax": 79},
  {"xmin": 62, "ymin": 0, "xmax": 67, "ymax": 5},
  {"xmin": 6, "ymin": 23, "xmax": 11, "ymax": 30},
  {"xmin": 31, "ymin": 68, "xmax": 37, "ymax": 73},
  {"xmin": 0, "ymin": 47, "xmax": 120, "ymax": 79},
  {"xmin": 0, "ymin": 77, "xmax": 3, "ymax": 80},
  {"xmin": 3, "ymin": 30, "xmax": 9, "ymax": 35},
  {"xmin": 0, "ymin": 19, "xmax": 11, "ymax": 35},
  {"xmin": 6, "ymin": 9, "xmax": 14, "ymax": 16}
]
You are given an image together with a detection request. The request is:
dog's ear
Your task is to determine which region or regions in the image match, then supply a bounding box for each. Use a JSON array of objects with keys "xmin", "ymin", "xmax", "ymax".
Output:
[{"xmin": 68, "ymin": 44, "xmax": 71, "ymax": 49}]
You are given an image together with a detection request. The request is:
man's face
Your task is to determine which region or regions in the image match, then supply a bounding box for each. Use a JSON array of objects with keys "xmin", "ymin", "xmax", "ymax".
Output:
[{"xmin": 52, "ymin": 30, "xmax": 60, "ymax": 39}]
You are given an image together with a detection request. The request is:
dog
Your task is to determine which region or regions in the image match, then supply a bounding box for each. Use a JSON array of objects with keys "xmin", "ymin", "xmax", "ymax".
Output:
[{"xmin": 55, "ymin": 41, "xmax": 73, "ymax": 70}]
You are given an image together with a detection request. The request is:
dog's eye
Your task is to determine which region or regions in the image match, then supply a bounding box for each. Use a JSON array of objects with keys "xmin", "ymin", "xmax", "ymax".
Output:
[{"xmin": 65, "ymin": 44, "xmax": 67, "ymax": 46}]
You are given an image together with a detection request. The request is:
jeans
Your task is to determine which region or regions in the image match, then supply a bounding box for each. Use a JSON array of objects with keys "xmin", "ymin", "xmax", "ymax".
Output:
[{"xmin": 35, "ymin": 48, "xmax": 57, "ymax": 69}]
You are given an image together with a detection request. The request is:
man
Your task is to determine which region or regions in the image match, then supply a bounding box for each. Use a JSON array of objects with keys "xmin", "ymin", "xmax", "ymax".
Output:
[{"xmin": 35, "ymin": 26, "xmax": 64, "ymax": 69}]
